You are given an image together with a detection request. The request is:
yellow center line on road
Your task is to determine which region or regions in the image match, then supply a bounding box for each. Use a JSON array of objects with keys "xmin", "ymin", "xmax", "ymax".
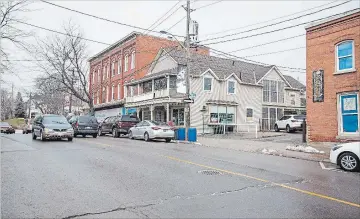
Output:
[{"xmin": 163, "ymin": 155, "xmax": 360, "ymax": 208}]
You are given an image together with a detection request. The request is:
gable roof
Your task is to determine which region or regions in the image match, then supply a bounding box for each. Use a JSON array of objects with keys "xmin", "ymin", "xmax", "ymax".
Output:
[
  {"xmin": 283, "ymin": 75, "xmax": 306, "ymax": 90},
  {"xmin": 163, "ymin": 48, "xmax": 273, "ymax": 84}
]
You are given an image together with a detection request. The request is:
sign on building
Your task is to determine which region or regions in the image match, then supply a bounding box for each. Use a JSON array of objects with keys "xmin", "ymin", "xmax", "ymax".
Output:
[{"xmin": 312, "ymin": 70, "xmax": 324, "ymax": 102}]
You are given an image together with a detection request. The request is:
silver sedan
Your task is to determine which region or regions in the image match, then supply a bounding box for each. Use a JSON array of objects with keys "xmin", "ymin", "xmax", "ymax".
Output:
[{"xmin": 128, "ymin": 120, "xmax": 174, "ymax": 142}]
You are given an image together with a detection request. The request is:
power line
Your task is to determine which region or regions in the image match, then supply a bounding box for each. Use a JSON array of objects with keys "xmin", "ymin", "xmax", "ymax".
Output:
[
  {"xmin": 201, "ymin": 8, "xmax": 359, "ymax": 46},
  {"xmin": 243, "ymin": 47, "xmax": 306, "ymax": 58},
  {"xmin": 201, "ymin": 0, "xmax": 351, "ymax": 42},
  {"xmin": 193, "ymin": 0, "xmax": 224, "ymax": 10},
  {"xmin": 16, "ymin": 21, "xmax": 111, "ymax": 46},
  {"xmin": 202, "ymin": 0, "xmax": 340, "ymax": 36},
  {"xmin": 144, "ymin": 1, "xmax": 182, "ymax": 34},
  {"xmin": 39, "ymin": 0, "xmax": 185, "ymax": 38}
]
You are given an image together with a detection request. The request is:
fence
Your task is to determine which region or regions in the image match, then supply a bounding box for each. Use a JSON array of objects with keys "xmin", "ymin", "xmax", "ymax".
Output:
[{"xmin": 200, "ymin": 123, "xmax": 259, "ymax": 139}]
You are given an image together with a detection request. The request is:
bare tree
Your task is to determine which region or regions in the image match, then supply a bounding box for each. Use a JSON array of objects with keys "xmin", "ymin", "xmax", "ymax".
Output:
[
  {"xmin": 0, "ymin": 0, "xmax": 32, "ymax": 72},
  {"xmin": 32, "ymin": 76, "xmax": 66, "ymax": 115},
  {"xmin": 0, "ymin": 89, "xmax": 12, "ymax": 120},
  {"xmin": 33, "ymin": 22, "xmax": 94, "ymax": 114}
]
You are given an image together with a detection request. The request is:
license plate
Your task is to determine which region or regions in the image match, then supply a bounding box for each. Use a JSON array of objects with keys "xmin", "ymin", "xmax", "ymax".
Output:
[
  {"xmin": 86, "ymin": 127, "xmax": 91, "ymax": 129},
  {"xmin": 163, "ymin": 129, "xmax": 168, "ymax": 132}
]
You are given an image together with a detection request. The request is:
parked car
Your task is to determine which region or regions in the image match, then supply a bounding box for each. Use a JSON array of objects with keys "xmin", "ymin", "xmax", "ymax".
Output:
[
  {"xmin": 128, "ymin": 120, "xmax": 174, "ymax": 142},
  {"xmin": 274, "ymin": 115, "xmax": 305, "ymax": 133},
  {"xmin": 32, "ymin": 114, "xmax": 74, "ymax": 141},
  {"xmin": 0, "ymin": 122, "xmax": 15, "ymax": 134},
  {"xmin": 69, "ymin": 115, "xmax": 98, "ymax": 138},
  {"xmin": 330, "ymin": 142, "xmax": 360, "ymax": 172},
  {"xmin": 22, "ymin": 119, "xmax": 33, "ymax": 134},
  {"xmin": 98, "ymin": 115, "xmax": 139, "ymax": 138}
]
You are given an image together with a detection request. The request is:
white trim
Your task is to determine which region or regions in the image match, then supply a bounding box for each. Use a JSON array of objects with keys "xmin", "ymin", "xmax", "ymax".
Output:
[
  {"xmin": 202, "ymin": 75, "xmax": 213, "ymax": 92},
  {"xmin": 337, "ymin": 92, "xmax": 359, "ymax": 135},
  {"xmin": 124, "ymin": 54, "xmax": 129, "ymax": 72},
  {"xmin": 224, "ymin": 72, "xmax": 242, "ymax": 83},
  {"xmin": 335, "ymin": 40, "xmax": 355, "ymax": 74},
  {"xmin": 131, "ymin": 50, "xmax": 136, "ymax": 70},
  {"xmin": 227, "ymin": 79, "xmax": 236, "ymax": 95},
  {"xmin": 118, "ymin": 57, "xmax": 122, "ymax": 75},
  {"xmin": 257, "ymin": 66, "xmax": 292, "ymax": 88},
  {"xmin": 245, "ymin": 107, "xmax": 254, "ymax": 123},
  {"xmin": 199, "ymin": 68, "xmax": 220, "ymax": 80},
  {"xmin": 111, "ymin": 62, "xmax": 115, "ymax": 76}
]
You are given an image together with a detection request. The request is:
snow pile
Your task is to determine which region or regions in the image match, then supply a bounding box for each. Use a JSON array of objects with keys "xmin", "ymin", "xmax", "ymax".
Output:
[
  {"xmin": 286, "ymin": 145, "xmax": 325, "ymax": 154},
  {"xmin": 262, "ymin": 148, "xmax": 278, "ymax": 155}
]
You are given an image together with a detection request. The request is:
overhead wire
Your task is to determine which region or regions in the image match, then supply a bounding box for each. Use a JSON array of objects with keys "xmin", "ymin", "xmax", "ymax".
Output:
[
  {"xmin": 201, "ymin": 8, "xmax": 359, "ymax": 45},
  {"xmin": 202, "ymin": 0, "xmax": 341, "ymax": 36}
]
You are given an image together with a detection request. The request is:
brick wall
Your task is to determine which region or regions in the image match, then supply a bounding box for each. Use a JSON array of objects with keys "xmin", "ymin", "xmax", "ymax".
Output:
[
  {"xmin": 306, "ymin": 12, "xmax": 360, "ymax": 142},
  {"xmin": 89, "ymin": 33, "xmax": 210, "ymax": 105}
]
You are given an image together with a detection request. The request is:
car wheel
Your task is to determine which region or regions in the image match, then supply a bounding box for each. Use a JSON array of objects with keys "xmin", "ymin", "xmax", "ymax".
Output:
[
  {"xmin": 22, "ymin": 130, "xmax": 25, "ymax": 134},
  {"xmin": 129, "ymin": 131, "xmax": 134, "ymax": 139},
  {"xmin": 92, "ymin": 134, "xmax": 97, "ymax": 138},
  {"xmin": 32, "ymin": 131, "xmax": 37, "ymax": 140},
  {"xmin": 68, "ymin": 137, "xmax": 73, "ymax": 142},
  {"xmin": 339, "ymin": 152, "xmax": 359, "ymax": 172},
  {"xmin": 82, "ymin": 134, "xmax": 86, "ymax": 138},
  {"xmin": 144, "ymin": 132, "xmax": 150, "ymax": 142},
  {"xmin": 274, "ymin": 125, "xmax": 280, "ymax": 132},
  {"xmin": 165, "ymin": 138, "xmax": 171, "ymax": 143},
  {"xmin": 74, "ymin": 134, "xmax": 77, "ymax": 138},
  {"xmin": 286, "ymin": 125, "xmax": 291, "ymax": 133}
]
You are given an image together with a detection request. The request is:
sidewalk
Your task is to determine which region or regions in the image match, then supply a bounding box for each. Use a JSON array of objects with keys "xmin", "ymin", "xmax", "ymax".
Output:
[{"xmin": 196, "ymin": 136, "xmax": 332, "ymax": 162}]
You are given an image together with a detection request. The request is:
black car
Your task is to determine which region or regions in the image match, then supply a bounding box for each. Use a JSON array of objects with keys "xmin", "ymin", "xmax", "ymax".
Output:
[
  {"xmin": 32, "ymin": 114, "xmax": 74, "ymax": 141},
  {"xmin": 0, "ymin": 122, "xmax": 15, "ymax": 134},
  {"xmin": 69, "ymin": 115, "xmax": 98, "ymax": 138},
  {"xmin": 98, "ymin": 115, "xmax": 139, "ymax": 138}
]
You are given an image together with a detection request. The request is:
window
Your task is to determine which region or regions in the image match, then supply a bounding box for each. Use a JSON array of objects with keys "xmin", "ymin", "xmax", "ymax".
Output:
[
  {"xmin": 112, "ymin": 85, "xmax": 115, "ymax": 100},
  {"xmin": 107, "ymin": 86, "xmax": 110, "ymax": 102},
  {"xmin": 172, "ymin": 108, "xmax": 184, "ymax": 126},
  {"xmin": 103, "ymin": 67, "xmax": 106, "ymax": 80},
  {"xmin": 131, "ymin": 51, "xmax": 135, "ymax": 69},
  {"xmin": 300, "ymin": 97, "xmax": 306, "ymax": 106},
  {"xmin": 107, "ymin": 66, "xmax": 110, "ymax": 78},
  {"xmin": 246, "ymin": 108, "xmax": 253, "ymax": 121},
  {"xmin": 124, "ymin": 54, "xmax": 129, "ymax": 72},
  {"xmin": 227, "ymin": 80, "xmax": 235, "ymax": 94},
  {"xmin": 290, "ymin": 93, "xmax": 296, "ymax": 105},
  {"xmin": 102, "ymin": 87, "xmax": 106, "ymax": 103},
  {"xmin": 97, "ymin": 91, "xmax": 99, "ymax": 104},
  {"xmin": 112, "ymin": 62, "xmax": 115, "ymax": 76},
  {"xmin": 118, "ymin": 59, "xmax": 122, "ymax": 74},
  {"xmin": 92, "ymin": 71, "xmax": 95, "ymax": 84},
  {"xmin": 263, "ymin": 80, "xmax": 284, "ymax": 103},
  {"xmin": 154, "ymin": 77, "xmax": 167, "ymax": 90},
  {"xmin": 117, "ymin": 83, "xmax": 121, "ymax": 100},
  {"xmin": 97, "ymin": 69, "xmax": 100, "ymax": 82},
  {"xmin": 203, "ymin": 77, "xmax": 212, "ymax": 91},
  {"xmin": 336, "ymin": 41, "xmax": 354, "ymax": 72},
  {"xmin": 209, "ymin": 105, "xmax": 235, "ymax": 124},
  {"xmin": 143, "ymin": 81, "xmax": 152, "ymax": 93}
]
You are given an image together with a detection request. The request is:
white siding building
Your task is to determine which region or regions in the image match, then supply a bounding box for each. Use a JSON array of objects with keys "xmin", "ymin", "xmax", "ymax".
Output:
[{"xmin": 124, "ymin": 48, "xmax": 306, "ymax": 134}]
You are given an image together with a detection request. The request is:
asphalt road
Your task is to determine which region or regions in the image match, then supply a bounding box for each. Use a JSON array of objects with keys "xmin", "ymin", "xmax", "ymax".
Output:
[{"xmin": 1, "ymin": 133, "xmax": 360, "ymax": 218}]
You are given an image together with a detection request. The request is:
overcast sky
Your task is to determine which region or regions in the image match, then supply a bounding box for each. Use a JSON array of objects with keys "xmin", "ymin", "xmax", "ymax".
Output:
[{"xmin": 2, "ymin": 0, "xmax": 359, "ymax": 96}]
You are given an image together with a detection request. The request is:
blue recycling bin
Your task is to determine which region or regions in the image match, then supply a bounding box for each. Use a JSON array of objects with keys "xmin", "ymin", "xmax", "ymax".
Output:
[
  {"xmin": 177, "ymin": 128, "xmax": 186, "ymax": 141},
  {"xmin": 188, "ymin": 128, "xmax": 197, "ymax": 142}
]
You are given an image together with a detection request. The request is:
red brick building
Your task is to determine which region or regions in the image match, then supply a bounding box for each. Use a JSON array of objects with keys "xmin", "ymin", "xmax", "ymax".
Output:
[
  {"xmin": 88, "ymin": 32, "xmax": 209, "ymax": 120},
  {"xmin": 306, "ymin": 9, "xmax": 360, "ymax": 142}
]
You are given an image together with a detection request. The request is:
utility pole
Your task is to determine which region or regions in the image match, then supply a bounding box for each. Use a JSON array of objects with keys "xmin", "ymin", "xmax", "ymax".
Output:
[
  {"xmin": 185, "ymin": 0, "xmax": 191, "ymax": 141},
  {"xmin": 28, "ymin": 91, "xmax": 31, "ymax": 118}
]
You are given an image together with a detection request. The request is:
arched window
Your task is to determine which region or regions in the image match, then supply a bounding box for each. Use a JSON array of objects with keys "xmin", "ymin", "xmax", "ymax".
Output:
[
  {"xmin": 124, "ymin": 54, "xmax": 129, "ymax": 72},
  {"xmin": 131, "ymin": 51, "xmax": 136, "ymax": 69}
]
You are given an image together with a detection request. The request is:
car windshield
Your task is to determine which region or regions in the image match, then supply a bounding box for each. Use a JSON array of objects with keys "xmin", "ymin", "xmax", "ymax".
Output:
[
  {"xmin": 79, "ymin": 116, "xmax": 98, "ymax": 124},
  {"xmin": 0, "ymin": 122, "xmax": 10, "ymax": 127},
  {"xmin": 150, "ymin": 121, "xmax": 169, "ymax": 126},
  {"xmin": 43, "ymin": 116, "xmax": 68, "ymax": 124},
  {"xmin": 121, "ymin": 115, "xmax": 139, "ymax": 122},
  {"xmin": 294, "ymin": 116, "xmax": 306, "ymax": 120}
]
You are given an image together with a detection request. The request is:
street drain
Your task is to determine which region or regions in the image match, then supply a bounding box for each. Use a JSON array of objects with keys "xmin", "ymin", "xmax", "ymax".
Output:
[{"xmin": 198, "ymin": 170, "xmax": 222, "ymax": 175}]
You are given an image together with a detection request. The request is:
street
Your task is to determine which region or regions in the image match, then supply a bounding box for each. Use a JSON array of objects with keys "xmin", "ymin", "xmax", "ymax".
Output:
[{"xmin": 1, "ymin": 133, "xmax": 360, "ymax": 218}]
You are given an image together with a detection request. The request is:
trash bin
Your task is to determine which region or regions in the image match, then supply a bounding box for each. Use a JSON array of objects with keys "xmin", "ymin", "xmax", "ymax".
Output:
[
  {"xmin": 188, "ymin": 128, "xmax": 197, "ymax": 142},
  {"xmin": 177, "ymin": 128, "xmax": 186, "ymax": 141}
]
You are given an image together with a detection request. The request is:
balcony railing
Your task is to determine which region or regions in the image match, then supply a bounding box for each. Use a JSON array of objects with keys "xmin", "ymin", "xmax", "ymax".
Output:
[{"xmin": 126, "ymin": 89, "xmax": 170, "ymax": 103}]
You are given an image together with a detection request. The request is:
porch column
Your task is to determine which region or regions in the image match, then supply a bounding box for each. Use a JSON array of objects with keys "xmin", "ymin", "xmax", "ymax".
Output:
[
  {"xmin": 166, "ymin": 103, "xmax": 170, "ymax": 122},
  {"xmin": 150, "ymin": 105, "xmax": 154, "ymax": 121}
]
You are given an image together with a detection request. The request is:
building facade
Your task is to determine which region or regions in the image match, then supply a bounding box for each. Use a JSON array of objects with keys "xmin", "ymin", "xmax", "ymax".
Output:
[
  {"xmin": 124, "ymin": 48, "xmax": 306, "ymax": 134},
  {"xmin": 88, "ymin": 32, "xmax": 209, "ymax": 122},
  {"xmin": 306, "ymin": 9, "xmax": 360, "ymax": 142}
]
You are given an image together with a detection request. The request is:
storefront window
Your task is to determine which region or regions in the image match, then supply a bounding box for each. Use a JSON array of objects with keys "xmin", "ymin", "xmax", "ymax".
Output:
[
  {"xmin": 209, "ymin": 105, "xmax": 235, "ymax": 124},
  {"xmin": 143, "ymin": 81, "xmax": 152, "ymax": 93},
  {"xmin": 172, "ymin": 108, "xmax": 184, "ymax": 126}
]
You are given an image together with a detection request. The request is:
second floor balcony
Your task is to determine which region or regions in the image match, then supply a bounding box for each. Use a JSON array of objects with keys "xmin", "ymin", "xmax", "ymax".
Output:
[{"xmin": 124, "ymin": 69, "xmax": 183, "ymax": 103}]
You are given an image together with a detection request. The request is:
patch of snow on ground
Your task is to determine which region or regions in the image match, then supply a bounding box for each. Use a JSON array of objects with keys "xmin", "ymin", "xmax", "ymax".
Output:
[{"xmin": 286, "ymin": 145, "xmax": 325, "ymax": 154}]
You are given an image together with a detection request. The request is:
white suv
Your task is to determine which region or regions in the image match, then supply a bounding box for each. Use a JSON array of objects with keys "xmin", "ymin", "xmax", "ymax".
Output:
[{"xmin": 274, "ymin": 115, "xmax": 305, "ymax": 133}]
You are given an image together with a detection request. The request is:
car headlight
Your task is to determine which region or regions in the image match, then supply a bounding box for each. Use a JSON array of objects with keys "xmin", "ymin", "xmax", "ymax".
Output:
[
  {"xmin": 44, "ymin": 128, "xmax": 54, "ymax": 133},
  {"xmin": 332, "ymin": 145, "xmax": 343, "ymax": 151}
]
